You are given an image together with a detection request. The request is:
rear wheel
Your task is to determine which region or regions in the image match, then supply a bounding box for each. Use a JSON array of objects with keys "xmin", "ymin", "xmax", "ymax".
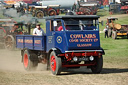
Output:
[
  {"xmin": 127, "ymin": 34, "xmax": 128, "ymax": 39},
  {"xmin": 91, "ymin": 56, "xmax": 103, "ymax": 74},
  {"xmin": 4, "ymin": 35, "xmax": 15, "ymax": 50},
  {"xmin": 23, "ymin": 50, "xmax": 38, "ymax": 71},
  {"xmin": 112, "ymin": 31, "xmax": 117, "ymax": 39},
  {"xmin": 50, "ymin": 51, "xmax": 62, "ymax": 75},
  {"xmin": 126, "ymin": 10, "xmax": 128, "ymax": 14}
]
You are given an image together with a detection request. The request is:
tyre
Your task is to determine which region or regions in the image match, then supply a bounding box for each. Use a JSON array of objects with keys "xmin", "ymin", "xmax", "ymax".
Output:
[
  {"xmin": 36, "ymin": 11, "xmax": 44, "ymax": 18},
  {"xmin": 112, "ymin": 31, "xmax": 117, "ymax": 39},
  {"xmin": 4, "ymin": 35, "xmax": 15, "ymax": 50},
  {"xmin": 127, "ymin": 34, "xmax": 128, "ymax": 39},
  {"xmin": 126, "ymin": 10, "xmax": 128, "ymax": 14},
  {"xmin": 50, "ymin": 51, "xmax": 62, "ymax": 75},
  {"xmin": 48, "ymin": 9, "xmax": 57, "ymax": 16},
  {"xmin": 91, "ymin": 56, "xmax": 103, "ymax": 74},
  {"xmin": 23, "ymin": 50, "xmax": 38, "ymax": 71},
  {"xmin": 108, "ymin": 28, "xmax": 112, "ymax": 37}
]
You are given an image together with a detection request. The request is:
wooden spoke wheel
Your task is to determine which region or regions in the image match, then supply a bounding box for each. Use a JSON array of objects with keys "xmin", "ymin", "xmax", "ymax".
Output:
[
  {"xmin": 48, "ymin": 9, "xmax": 57, "ymax": 16},
  {"xmin": 4, "ymin": 35, "xmax": 15, "ymax": 50},
  {"xmin": 36, "ymin": 11, "xmax": 44, "ymax": 18}
]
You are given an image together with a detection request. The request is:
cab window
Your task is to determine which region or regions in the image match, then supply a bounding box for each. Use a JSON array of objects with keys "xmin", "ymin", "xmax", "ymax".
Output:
[{"xmin": 53, "ymin": 20, "xmax": 63, "ymax": 31}]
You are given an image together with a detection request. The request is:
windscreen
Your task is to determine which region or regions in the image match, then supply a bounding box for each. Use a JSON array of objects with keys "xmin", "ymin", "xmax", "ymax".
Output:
[{"xmin": 64, "ymin": 19, "xmax": 99, "ymax": 31}]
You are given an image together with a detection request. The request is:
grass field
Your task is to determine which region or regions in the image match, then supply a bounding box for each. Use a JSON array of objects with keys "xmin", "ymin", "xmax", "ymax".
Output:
[
  {"xmin": 100, "ymin": 33, "xmax": 128, "ymax": 67},
  {"xmin": 97, "ymin": 8, "xmax": 109, "ymax": 17},
  {"xmin": 97, "ymin": 8, "xmax": 128, "ymax": 67}
]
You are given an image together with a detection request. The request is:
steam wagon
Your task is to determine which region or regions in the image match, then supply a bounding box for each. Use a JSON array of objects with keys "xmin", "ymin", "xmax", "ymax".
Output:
[
  {"xmin": 106, "ymin": 17, "xmax": 128, "ymax": 39},
  {"xmin": 16, "ymin": 15, "xmax": 105, "ymax": 75}
]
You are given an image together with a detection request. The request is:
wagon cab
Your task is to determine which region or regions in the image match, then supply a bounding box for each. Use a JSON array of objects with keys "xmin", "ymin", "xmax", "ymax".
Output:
[{"xmin": 46, "ymin": 15, "xmax": 102, "ymax": 53}]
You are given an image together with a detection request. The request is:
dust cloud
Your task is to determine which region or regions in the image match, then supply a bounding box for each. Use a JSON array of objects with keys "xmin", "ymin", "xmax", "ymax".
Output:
[{"xmin": 0, "ymin": 49, "xmax": 47, "ymax": 72}]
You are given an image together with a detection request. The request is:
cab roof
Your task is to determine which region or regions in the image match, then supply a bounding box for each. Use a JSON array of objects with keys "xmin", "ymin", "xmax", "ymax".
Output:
[
  {"xmin": 120, "ymin": 0, "xmax": 128, "ymax": 2},
  {"xmin": 45, "ymin": 15, "xmax": 100, "ymax": 20}
]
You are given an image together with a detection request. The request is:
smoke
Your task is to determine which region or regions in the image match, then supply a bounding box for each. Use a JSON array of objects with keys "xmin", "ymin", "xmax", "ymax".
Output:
[
  {"xmin": 3, "ymin": 8, "xmax": 38, "ymax": 24},
  {"xmin": 3, "ymin": 8, "xmax": 19, "ymax": 18},
  {"xmin": 3, "ymin": 7, "xmax": 47, "ymax": 24}
]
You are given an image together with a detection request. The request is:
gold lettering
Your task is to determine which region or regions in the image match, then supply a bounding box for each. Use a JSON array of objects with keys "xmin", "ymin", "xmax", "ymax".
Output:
[
  {"xmin": 77, "ymin": 44, "xmax": 92, "ymax": 47},
  {"xmin": 18, "ymin": 39, "xmax": 23, "ymax": 43},
  {"xmin": 70, "ymin": 34, "xmax": 97, "ymax": 39},
  {"xmin": 70, "ymin": 34, "xmax": 73, "ymax": 38},
  {"xmin": 69, "ymin": 39, "xmax": 78, "ymax": 42},
  {"xmin": 25, "ymin": 40, "xmax": 33, "ymax": 43},
  {"xmin": 79, "ymin": 39, "xmax": 93, "ymax": 42},
  {"xmin": 94, "ymin": 39, "xmax": 98, "ymax": 42},
  {"xmin": 35, "ymin": 40, "xmax": 41, "ymax": 44}
]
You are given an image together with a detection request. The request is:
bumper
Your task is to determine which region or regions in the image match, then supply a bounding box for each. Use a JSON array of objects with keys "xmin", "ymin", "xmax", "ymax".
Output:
[
  {"xmin": 117, "ymin": 33, "xmax": 127, "ymax": 36},
  {"xmin": 65, "ymin": 49, "xmax": 105, "ymax": 55},
  {"xmin": 65, "ymin": 50, "xmax": 103, "ymax": 53}
]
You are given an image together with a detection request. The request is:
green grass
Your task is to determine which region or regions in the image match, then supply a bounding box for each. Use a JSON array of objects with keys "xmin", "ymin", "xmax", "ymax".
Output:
[
  {"xmin": 97, "ymin": 9, "xmax": 109, "ymax": 17},
  {"xmin": 100, "ymin": 18, "xmax": 128, "ymax": 66},
  {"xmin": 100, "ymin": 33, "xmax": 128, "ymax": 66},
  {"xmin": 100, "ymin": 33, "xmax": 128, "ymax": 57}
]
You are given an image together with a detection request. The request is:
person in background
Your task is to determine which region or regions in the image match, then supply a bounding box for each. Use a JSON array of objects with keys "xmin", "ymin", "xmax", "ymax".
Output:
[
  {"xmin": 33, "ymin": 24, "xmax": 45, "ymax": 36},
  {"xmin": 103, "ymin": 27, "xmax": 108, "ymax": 38}
]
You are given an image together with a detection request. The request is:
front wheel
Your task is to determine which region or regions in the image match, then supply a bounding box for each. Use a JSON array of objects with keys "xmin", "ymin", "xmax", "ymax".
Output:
[
  {"xmin": 91, "ymin": 56, "xmax": 103, "ymax": 74},
  {"xmin": 50, "ymin": 51, "xmax": 62, "ymax": 75},
  {"xmin": 23, "ymin": 50, "xmax": 38, "ymax": 71}
]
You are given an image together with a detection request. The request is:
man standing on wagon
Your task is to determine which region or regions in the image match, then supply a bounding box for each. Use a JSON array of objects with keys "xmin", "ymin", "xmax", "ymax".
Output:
[{"xmin": 33, "ymin": 24, "xmax": 45, "ymax": 36}]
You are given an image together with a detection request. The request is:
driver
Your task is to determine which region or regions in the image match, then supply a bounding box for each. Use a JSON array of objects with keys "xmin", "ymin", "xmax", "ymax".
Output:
[
  {"xmin": 58, "ymin": 24, "xmax": 70, "ymax": 31},
  {"xmin": 84, "ymin": 21, "xmax": 96, "ymax": 30}
]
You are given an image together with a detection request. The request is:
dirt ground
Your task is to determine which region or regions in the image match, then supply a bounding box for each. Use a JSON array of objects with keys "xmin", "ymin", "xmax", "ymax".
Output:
[{"xmin": 0, "ymin": 49, "xmax": 128, "ymax": 85}]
